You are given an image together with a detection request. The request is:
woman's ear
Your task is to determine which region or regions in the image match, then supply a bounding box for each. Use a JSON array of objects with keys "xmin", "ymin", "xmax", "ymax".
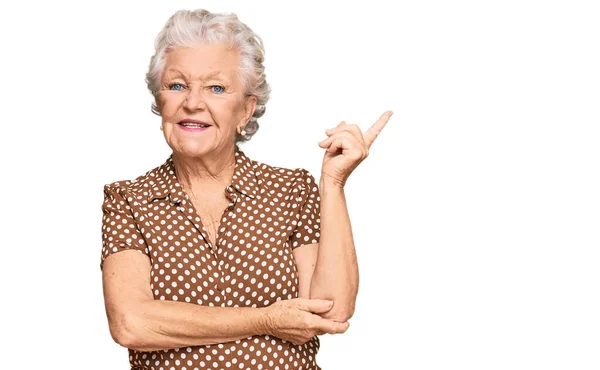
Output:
[
  {"xmin": 243, "ymin": 95, "xmax": 257, "ymax": 123},
  {"xmin": 155, "ymin": 97, "xmax": 162, "ymax": 114}
]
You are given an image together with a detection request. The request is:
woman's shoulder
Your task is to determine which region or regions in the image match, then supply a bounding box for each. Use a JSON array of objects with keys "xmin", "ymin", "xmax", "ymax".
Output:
[
  {"xmin": 102, "ymin": 158, "xmax": 172, "ymax": 200},
  {"xmin": 250, "ymin": 157, "xmax": 318, "ymax": 191}
]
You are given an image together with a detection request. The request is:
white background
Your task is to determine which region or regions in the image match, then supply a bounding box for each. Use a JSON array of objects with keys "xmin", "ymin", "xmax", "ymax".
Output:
[{"xmin": 1, "ymin": 0, "xmax": 599, "ymax": 369}]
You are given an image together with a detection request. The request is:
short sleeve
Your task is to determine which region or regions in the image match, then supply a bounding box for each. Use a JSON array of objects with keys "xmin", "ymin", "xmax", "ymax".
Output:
[
  {"xmin": 100, "ymin": 184, "xmax": 149, "ymax": 270},
  {"xmin": 289, "ymin": 170, "xmax": 321, "ymax": 249}
]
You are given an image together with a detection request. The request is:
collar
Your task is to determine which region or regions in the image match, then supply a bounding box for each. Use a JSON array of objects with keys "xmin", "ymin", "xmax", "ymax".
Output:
[{"xmin": 147, "ymin": 146, "xmax": 260, "ymax": 203}]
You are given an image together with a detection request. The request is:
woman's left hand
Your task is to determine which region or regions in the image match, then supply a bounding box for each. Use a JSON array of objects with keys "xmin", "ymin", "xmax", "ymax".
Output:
[{"xmin": 318, "ymin": 110, "xmax": 393, "ymax": 187}]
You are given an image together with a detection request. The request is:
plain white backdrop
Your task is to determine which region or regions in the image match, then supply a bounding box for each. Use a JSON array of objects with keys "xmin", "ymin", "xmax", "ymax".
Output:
[{"xmin": 1, "ymin": 0, "xmax": 599, "ymax": 369}]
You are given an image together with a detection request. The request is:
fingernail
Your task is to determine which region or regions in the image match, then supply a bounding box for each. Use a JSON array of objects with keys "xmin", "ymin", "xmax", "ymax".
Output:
[{"xmin": 327, "ymin": 300, "xmax": 333, "ymax": 306}]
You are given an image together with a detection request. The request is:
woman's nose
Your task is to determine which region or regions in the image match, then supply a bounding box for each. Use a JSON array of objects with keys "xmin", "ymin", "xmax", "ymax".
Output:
[{"xmin": 183, "ymin": 86, "xmax": 207, "ymax": 111}]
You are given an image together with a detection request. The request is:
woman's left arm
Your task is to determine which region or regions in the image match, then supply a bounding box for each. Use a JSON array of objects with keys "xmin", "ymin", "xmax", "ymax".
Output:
[{"xmin": 293, "ymin": 111, "xmax": 393, "ymax": 322}]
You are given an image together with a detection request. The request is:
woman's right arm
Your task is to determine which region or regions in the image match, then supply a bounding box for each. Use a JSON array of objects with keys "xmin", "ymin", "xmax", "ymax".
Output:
[{"xmin": 102, "ymin": 250, "xmax": 349, "ymax": 352}]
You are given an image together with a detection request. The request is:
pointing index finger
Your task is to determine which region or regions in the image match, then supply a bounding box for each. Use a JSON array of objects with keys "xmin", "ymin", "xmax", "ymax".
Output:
[{"xmin": 364, "ymin": 110, "xmax": 393, "ymax": 148}]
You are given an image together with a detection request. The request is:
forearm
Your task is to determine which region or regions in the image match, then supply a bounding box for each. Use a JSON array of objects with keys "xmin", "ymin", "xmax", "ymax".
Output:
[
  {"xmin": 309, "ymin": 177, "xmax": 359, "ymax": 321},
  {"xmin": 117, "ymin": 300, "xmax": 266, "ymax": 351}
]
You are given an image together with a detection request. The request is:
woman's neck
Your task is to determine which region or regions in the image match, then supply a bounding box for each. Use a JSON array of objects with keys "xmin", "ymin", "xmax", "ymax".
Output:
[{"xmin": 172, "ymin": 148, "xmax": 237, "ymax": 195}]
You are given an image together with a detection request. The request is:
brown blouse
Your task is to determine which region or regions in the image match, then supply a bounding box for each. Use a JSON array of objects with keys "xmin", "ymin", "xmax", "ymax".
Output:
[{"xmin": 101, "ymin": 146, "xmax": 323, "ymax": 370}]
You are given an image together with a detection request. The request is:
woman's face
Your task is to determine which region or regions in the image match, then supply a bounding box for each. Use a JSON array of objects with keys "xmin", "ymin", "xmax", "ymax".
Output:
[{"xmin": 157, "ymin": 44, "xmax": 256, "ymax": 159}]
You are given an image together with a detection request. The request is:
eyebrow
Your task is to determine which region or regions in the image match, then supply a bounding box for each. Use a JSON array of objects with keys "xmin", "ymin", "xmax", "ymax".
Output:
[{"xmin": 164, "ymin": 69, "xmax": 225, "ymax": 81}]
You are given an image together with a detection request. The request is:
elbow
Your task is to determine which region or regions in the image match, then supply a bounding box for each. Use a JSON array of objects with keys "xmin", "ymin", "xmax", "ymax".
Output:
[
  {"xmin": 111, "ymin": 326, "xmax": 137, "ymax": 350},
  {"xmin": 344, "ymin": 304, "xmax": 356, "ymax": 321},
  {"xmin": 337, "ymin": 305, "xmax": 356, "ymax": 322},
  {"xmin": 108, "ymin": 311, "xmax": 149, "ymax": 351},
  {"xmin": 310, "ymin": 286, "xmax": 358, "ymax": 322},
  {"xmin": 322, "ymin": 302, "xmax": 356, "ymax": 322}
]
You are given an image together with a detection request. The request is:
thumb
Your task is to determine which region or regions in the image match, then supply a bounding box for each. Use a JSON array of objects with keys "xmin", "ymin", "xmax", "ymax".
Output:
[
  {"xmin": 297, "ymin": 299, "xmax": 334, "ymax": 314},
  {"xmin": 318, "ymin": 135, "xmax": 334, "ymax": 149}
]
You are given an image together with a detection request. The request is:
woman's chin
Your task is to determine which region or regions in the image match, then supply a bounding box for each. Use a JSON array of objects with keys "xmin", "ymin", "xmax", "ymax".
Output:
[
  {"xmin": 167, "ymin": 136, "xmax": 215, "ymax": 156},
  {"xmin": 167, "ymin": 132, "xmax": 236, "ymax": 158},
  {"xmin": 175, "ymin": 146, "xmax": 214, "ymax": 159}
]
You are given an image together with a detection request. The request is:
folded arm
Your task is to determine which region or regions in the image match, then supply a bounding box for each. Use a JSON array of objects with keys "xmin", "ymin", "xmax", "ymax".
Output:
[{"xmin": 103, "ymin": 250, "xmax": 267, "ymax": 351}]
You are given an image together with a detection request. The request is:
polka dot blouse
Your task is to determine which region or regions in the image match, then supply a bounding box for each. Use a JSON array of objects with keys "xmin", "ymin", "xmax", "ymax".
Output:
[{"xmin": 101, "ymin": 147, "xmax": 323, "ymax": 370}]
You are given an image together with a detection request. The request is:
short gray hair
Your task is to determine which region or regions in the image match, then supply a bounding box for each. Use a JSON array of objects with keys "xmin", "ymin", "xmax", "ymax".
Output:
[{"xmin": 146, "ymin": 9, "xmax": 271, "ymax": 143}]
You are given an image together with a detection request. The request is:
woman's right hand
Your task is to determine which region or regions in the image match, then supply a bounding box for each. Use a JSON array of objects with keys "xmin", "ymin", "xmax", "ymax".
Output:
[{"xmin": 261, "ymin": 299, "xmax": 350, "ymax": 345}]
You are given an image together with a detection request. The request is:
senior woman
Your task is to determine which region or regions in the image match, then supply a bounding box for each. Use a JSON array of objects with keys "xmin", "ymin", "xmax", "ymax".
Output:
[{"xmin": 100, "ymin": 9, "xmax": 391, "ymax": 370}]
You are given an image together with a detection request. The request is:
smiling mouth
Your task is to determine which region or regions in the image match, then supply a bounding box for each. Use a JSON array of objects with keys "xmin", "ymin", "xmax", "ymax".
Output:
[{"xmin": 179, "ymin": 122, "xmax": 211, "ymax": 128}]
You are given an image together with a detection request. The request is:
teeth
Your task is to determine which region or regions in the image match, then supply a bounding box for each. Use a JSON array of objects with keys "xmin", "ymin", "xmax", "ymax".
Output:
[{"xmin": 181, "ymin": 123, "xmax": 208, "ymax": 128}]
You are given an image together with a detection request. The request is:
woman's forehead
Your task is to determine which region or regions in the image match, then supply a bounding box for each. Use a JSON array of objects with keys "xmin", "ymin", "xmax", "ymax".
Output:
[{"xmin": 163, "ymin": 45, "xmax": 241, "ymax": 81}]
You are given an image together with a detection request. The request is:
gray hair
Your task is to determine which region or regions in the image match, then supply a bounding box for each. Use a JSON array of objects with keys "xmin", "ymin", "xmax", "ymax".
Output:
[{"xmin": 146, "ymin": 9, "xmax": 271, "ymax": 143}]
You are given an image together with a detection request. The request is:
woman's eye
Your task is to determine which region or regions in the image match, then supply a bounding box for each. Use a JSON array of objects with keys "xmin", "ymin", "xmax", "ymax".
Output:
[
  {"xmin": 211, "ymin": 85, "xmax": 224, "ymax": 94},
  {"xmin": 169, "ymin": 83, "xmax": 185, "ymax": 91}
]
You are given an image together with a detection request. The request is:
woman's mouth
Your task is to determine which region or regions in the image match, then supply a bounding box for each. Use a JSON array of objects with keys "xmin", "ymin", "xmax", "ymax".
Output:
[{"xmin": 178, "ymin": 120, "xmax": 212, "ymax": 132}]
